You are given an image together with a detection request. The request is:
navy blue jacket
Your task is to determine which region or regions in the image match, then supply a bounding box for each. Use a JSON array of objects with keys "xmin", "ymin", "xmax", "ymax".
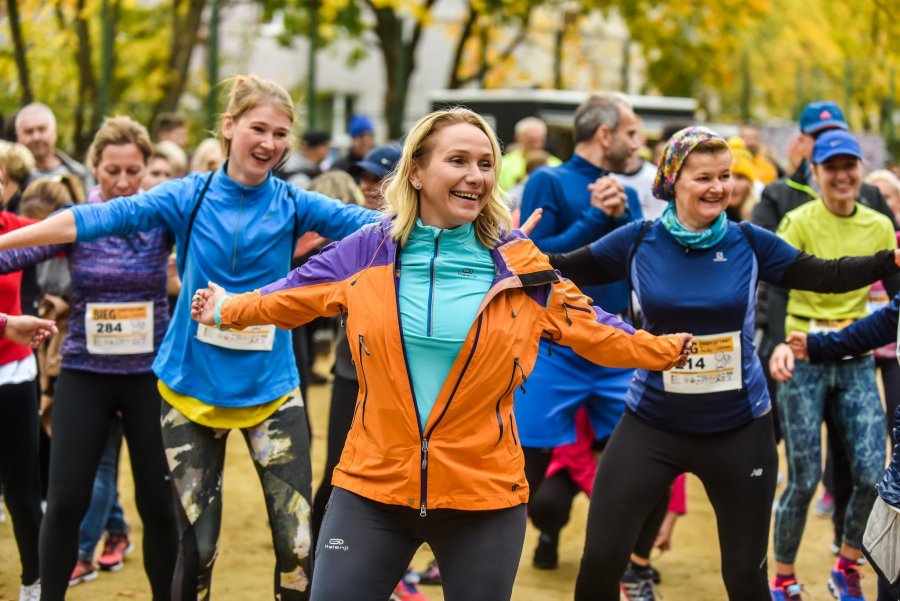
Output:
[
  {"xmin": 807, "ymin": 298, "xmax": 900, "ymax": 508},
  {"xmin": 521, "ymin": 155, "xmax": 642, "ymax": 314}
]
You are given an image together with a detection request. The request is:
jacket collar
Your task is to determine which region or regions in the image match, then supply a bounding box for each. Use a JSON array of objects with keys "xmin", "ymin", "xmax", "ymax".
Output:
[
  {"xmin": 378, "ymin": 216, "xmax": 558, "ymax": 288},
  {"xmin": 216, "ymin": 161, "xmax": 277, "ymax": 199}
]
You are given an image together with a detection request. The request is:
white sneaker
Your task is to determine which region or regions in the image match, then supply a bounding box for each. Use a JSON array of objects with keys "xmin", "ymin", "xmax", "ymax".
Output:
[
  {"xmin": 0, "ymin": 495, "xmax": 7, "ymax": 523},
  {"xmin": 19, "ymin": 581, "xmax": 40, "ymax": 601}
]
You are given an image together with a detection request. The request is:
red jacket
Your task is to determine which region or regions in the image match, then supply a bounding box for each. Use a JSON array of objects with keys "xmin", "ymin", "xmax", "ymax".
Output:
[{"xmin": 0, "ymin": 211, "xmax": 37, "ymax": 366}]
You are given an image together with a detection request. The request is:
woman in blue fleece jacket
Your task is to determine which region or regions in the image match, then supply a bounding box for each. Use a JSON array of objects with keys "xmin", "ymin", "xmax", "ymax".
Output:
[{"xmin": 0, "ymin": 76, "xmax": 377, "ymax": 600}]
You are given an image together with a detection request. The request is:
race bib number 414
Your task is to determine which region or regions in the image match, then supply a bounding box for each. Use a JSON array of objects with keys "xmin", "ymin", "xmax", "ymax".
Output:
[
  {"xmin": 662, "ymin": 331, "xmax": 742, "ymax": 394},
  {"xmin": 85, "ymin": 301, "xmax": 154, "ymax": 355}
]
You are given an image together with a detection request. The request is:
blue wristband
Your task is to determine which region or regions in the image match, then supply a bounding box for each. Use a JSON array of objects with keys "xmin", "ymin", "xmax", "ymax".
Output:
[{"xmin": 213, "ymin": 295, "xmax": 232, "ymax": 330}]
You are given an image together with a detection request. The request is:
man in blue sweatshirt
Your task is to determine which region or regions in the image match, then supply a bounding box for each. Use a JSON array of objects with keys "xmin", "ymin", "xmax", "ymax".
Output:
[{"xmin": 516, "ymin": 93, "xmax": 645, "ymax": 571}]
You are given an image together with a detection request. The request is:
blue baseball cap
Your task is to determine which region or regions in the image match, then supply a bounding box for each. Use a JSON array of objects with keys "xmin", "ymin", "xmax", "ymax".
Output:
[
  {"xmin": 355, "ymin": 145, "xmax": 401, "ymax": 179},
  {"xmin": 812, "ymin": 129, "xmax": 863, "ymax": 165},
  {"xmin": 799, "ymin": 101, "xmax": 848, "ymax": 135},
  {"xmin": 348, "ymin": 114, "xmax": 374, "ymax": 138}
]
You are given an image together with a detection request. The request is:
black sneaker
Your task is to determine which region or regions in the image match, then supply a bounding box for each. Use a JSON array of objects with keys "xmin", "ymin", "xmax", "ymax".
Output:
[
  {"xmin": 532, "ymin": 532, "xmax": 558, "ymax": 570},
  {"xmin": 620, "ymin": 563, "xmax": 659, "ymax": 601}
]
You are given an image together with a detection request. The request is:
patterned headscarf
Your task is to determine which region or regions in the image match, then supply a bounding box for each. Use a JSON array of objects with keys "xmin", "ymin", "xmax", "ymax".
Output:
[{"xmin": 652, "ymin": 126, "xmax": 727, "ymax": 201}]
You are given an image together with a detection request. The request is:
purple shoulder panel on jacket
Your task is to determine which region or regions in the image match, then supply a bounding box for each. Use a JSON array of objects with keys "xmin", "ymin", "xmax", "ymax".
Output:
[{"xmin": 260, "ymin": 219, "xmax": 393, "ymax": 296}]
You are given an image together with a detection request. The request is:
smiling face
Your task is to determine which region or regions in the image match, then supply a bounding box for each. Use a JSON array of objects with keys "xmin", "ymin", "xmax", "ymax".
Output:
[
  {"xmin": 94, "ymin": 143, "xmax": 146, "ymax": 201},
  {"xmin": 222, "ymin": 102, "xmax": 291, "ymax": 187},
  {"xmin": 410, "ymin": 122, "xmax": 496, "ymax": 230},
  {"xmin": 673, "ymin": 149, "xmax": 734, "ymax": 231},
  {"xmin": 813, "ymin": 155, "xmax": 862, "ymax": 207}
]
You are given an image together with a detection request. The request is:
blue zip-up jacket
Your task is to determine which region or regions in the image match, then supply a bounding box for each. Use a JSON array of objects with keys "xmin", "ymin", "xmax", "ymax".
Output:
[
  {"xmin": 521, "ymin": 155, "xmax": 642, "ymax": 314},
  {"xmin": 73, "ymin": 165, "xmax": 377, "ymax": 406},
  {"xmin": 807, "ymin": 297, "xmax": 900, "ymax": 508}
]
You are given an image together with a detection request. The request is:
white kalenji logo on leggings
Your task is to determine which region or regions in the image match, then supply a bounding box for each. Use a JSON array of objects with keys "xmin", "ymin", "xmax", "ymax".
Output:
[{"xmin": 324, "ymin": 538, "xmax": 349, "ymax": 551}]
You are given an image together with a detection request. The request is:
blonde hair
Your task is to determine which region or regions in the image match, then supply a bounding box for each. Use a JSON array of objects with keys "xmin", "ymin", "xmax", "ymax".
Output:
[
  {"xmin": 307, "ymin": 170, "xmax": 364, "ymax": 205},
  {"xmin": 215, "ymin": 74, "xmax": 296, "ymax": 169},
  {"xmin": 383, "ymin": 108, "xmax": 511, "ymax": 247},
  {"xmin": 190, "ymin": 138, "xmax": 224, "ymax": 173},
  {"xmin": 86, "ymin": 116, "xmax": 153, "ymax": 169},
  {"xmin": 154, "ymin": 140, "xmax": 188, "ymax": 176},
  {"xmin": 20, "ymin": 174, "xmax": 83, "ymax": 219},
  {"xmin": 865, "ymin": 170, "xmax": 900, "ymax": 196},
  {"xmin": 0, "ymin": 141, "xmax": 36, "ymax": 183}
]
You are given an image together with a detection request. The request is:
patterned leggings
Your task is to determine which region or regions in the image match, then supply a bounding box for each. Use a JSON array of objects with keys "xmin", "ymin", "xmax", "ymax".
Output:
[
  {"xmin": 774, "ymin": 356, "xmax": 886, "ymax": 563},
  {"xmin": 162, "ymin": 391, "xmax": 312, "ymax": 600}
]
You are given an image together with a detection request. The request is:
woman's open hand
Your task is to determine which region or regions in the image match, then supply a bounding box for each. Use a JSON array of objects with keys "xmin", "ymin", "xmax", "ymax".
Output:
[
  {"xmin": 191, "ymin": 281, "xmax": 227, "ymax": 326},
  {"xmin": 518, "ymin": 208, "xmax": 543, "ymax": 236}
]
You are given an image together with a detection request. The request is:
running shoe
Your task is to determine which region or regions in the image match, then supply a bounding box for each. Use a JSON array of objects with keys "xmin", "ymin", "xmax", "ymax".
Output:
[
  {"xmin": 416, "ymin": 560, "xmax": 442, "ymax": 585},
  {"xmin": 532, "ymin": 532, "xmax": 559, "ymax": 570},
  {"xmin": 97, "ymin": 532, "xmax": 134, "ymax": 571},
  {"xmin": 770, "ymin": 578, "xmax": 803, "ymax": 600},
  {"xmin": 0, "ymin": 495, "xmax": 6, "ymax": 523},
  {"xmin": 814, "ymin": 492, "xmax": 836, "ymax": 517},
  {"xmin": 828, "ymin": 564, "xmax": 865, "ymax": 600},
  {"xmin": 18, "ymin": 581, "xmax": 40, "ymax": 601},
  {"xmin": 391, "ymin": 569, "xmax": 428, "ymax": 601},
  {"xmin": 620, "ymin": 563, "xmax": 659, "ymax": 601},
  {"xmin": 69, "ymin": 560, "xmax": 98, "ymax": 586}
]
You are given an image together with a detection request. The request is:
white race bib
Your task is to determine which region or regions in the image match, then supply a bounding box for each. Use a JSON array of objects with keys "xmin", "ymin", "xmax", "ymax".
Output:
[
  {"xmin": 196, "ymin": 323, "xmax": 276, "ymax": 351},
  {"xmin": 662, "ymin": 331, "xmax": 742, "ymax": 394},
  {"xmin": 85, "ymin": 301, "xmax": 154, "ymax": 355}
]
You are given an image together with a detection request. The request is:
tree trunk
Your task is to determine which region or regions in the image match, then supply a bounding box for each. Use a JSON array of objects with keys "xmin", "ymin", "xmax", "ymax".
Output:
[
  {"xmin": 153, "ymin": 0, "xmax": 208, "ymax": 118},
  {"xmin": 6, "ymin": 0, "xmax": 33, "ymax": 105},
  {"xmin": 365, "ymin": 0, "xmax": 435, "ymax": 138},
  {"xmin": 71, "ymin": 0, "xmax": 98, "ymax": 156},
  {"xmin": 447, "ymin": 5, "xmax": 477, "ymax": 89}
]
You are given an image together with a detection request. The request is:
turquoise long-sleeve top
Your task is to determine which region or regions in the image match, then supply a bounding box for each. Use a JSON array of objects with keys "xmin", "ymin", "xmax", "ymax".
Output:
[{"xmin": 398, "ymin": 219, "xmax": 495, "ymax": 429}]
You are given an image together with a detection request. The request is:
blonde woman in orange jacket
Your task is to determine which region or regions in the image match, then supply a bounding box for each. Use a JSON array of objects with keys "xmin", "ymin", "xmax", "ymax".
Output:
[{"xmin": 192, "ymin": 108, "xmax": 690, "ymax": 601}]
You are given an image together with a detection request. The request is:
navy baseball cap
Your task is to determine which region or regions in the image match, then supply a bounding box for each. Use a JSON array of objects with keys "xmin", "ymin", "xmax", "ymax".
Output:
[
  {"xmin": 812, "ymin": 129, "xmax": 863, "ymax": 164},
  {"xmin": 355, "ymin": 145, "xmax": 401, "ymax": 179},
  {"xmin": 799, "ymin": 101, "xmax": 848, "ymax": 135}
]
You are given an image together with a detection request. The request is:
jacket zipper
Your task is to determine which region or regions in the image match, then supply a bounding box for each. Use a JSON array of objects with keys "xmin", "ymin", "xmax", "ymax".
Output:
[
  {"xmin": 494, "ymin": 358, "xmax": 521, "ymax": 446},
  {"xmin": 357, "ymin": 334, "xmax": 371, "ymax": 430},
  {"xmin": 418, "ymin": 314, "xmax": 483, "ymax": 516},
  {"xmin": 426, "ymin": 233, "xmax": 441, "ymax": 336},
  {"xmin": 231, "ymin": 192, "xmax": 244, "ymax": 272},
  {"xmin": 393, "ymin": 252, "xmax": 428, "ymax": 513}
]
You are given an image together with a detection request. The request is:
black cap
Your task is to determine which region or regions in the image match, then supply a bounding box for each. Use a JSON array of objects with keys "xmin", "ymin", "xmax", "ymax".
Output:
[{"xmin": 302, "ymin": 130, "xmax": 331, "ymax": 147}]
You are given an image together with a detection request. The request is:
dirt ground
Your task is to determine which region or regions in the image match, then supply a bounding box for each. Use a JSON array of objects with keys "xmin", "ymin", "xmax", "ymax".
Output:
[{"xmin": 0, "ymin": 374, "xmax": 882, "ymax": 600}]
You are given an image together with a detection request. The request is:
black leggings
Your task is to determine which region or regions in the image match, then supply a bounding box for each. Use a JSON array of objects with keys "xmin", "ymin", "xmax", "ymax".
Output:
[
  {"xmin": 575, "ymin": 412, "xmax": 777, "ymax": 601},
  {"xmin": 313, "ymin": 487, "xmax": 527, "ymax": 601},
  {"xmin": 524, "ymin": 447, "xmax": 669, "ymax": 560},
  {"xmin": 311, "ymin": 375, "xmax": 357, "ymax": 549},
  {"xmin": 39, "ymin": 369, "xmax": 177, "ymax": 600},
  {"xmin": 0, "ymin": 378, "xmax": 42, "ymax": 585}
]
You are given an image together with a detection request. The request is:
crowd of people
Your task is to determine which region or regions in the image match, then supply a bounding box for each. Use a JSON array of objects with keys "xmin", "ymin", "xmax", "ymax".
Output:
[{"xmin": 0, "ymin": 73, "xmax": 899, "ymax": 601}]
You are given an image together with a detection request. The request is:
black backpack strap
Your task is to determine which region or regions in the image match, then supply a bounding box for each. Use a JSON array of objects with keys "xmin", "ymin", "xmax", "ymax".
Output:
[
  {"xmin": 626, "ymin": 220, "xmax": 654, "ymax": 326},
  {"xmin": 178, "ymin": 171, "xmax": 215, "ymax": 274},
  {"xmin": 738, "ymin": 221, "xmax": 758, "ymax": 258}
]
